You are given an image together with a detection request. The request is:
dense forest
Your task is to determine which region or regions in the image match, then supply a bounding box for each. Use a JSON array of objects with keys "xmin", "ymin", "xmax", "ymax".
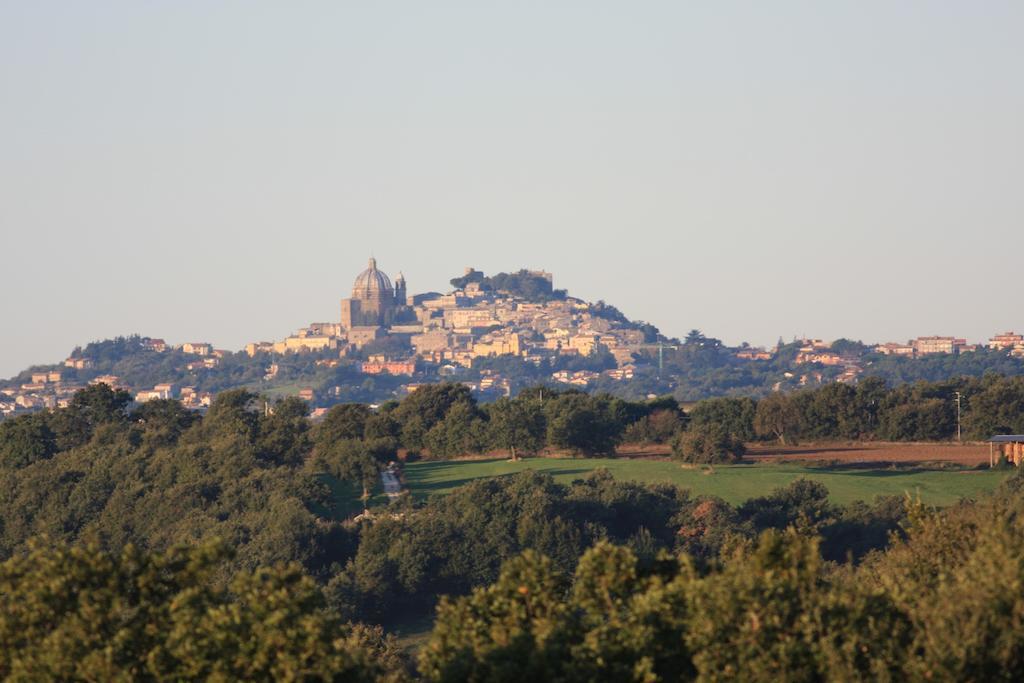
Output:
[{"xmin": 2, "ymin": 381, "xmax": 1024, "ymax": 678}]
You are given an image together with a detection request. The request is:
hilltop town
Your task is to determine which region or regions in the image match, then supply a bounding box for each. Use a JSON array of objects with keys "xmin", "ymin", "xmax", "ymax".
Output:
[
  {"xmin": 244, "ymin": 258, "xmax": 655, "ymax": 390},
  {"xmin": 3, "ymin": 257, "xmax": 1024, "ymax": 418}
]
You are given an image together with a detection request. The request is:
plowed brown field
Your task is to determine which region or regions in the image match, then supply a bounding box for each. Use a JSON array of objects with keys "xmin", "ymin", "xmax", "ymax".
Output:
[
  {"xmin": 745, "ymin": 442, "xmax": 989, "ymax": 465},
  {"xmin": 615, "ymin": 442, "xmax": 992, "ymax": 465}
]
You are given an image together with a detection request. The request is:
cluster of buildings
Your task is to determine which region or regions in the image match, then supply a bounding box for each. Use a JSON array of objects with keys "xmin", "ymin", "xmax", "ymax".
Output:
[
  {"xmin": 0, "ymin": 373, "xmax": 207, "ymax": 417},
  {"xmin": 0, "ymin": 368, "xmax": 216, "ymax": 418},
  {"xmin": 987, "ymin": 332, "xmax": 1024, "ymax": 358},
  {"xmin": 741, "ymin": 331, "xmax": 1024, "ymax": 393},
  {"xmin": 0, "ymin": 340, "xmax": 228, "ymax": 417},
  {"xmin": 875, "ymin": 336, "xmax": 976, "ymax": 356},
  {"xmin": 134, "ymin": 383, "xmax": 213, "ymax": 409},
  {"xmin": 106, "ymin": 342, "xmax": 224, "ymax": 407},
  {"xmin": 778, "ymin": 338, "xmax": 862, "ymax": 388},
  {"xmin": 245, "ymin": 258, "xmax": 653, "ymax": 397},
  {"xmin": 0, "ymin": 370, "xmax": 78, "ymax": 415},
  {"xmin": 873, "ymin": 333, "xmax": 1024, "ymax": 358}
]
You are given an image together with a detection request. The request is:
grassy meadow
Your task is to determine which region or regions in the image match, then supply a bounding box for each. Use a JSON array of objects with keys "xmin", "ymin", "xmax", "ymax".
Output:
[{"xmin": 323, "ymin": 457, "xmax": 1012, "ymax": 517}]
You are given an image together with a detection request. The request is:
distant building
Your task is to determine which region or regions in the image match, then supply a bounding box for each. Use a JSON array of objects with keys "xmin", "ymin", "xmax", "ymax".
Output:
[
  {"xmin": 272, "ymin": 333, "xmax": 338, "ymax": 354},
  {"xmin": 347, "ymin": 326, "xmax": 385, "ymax": 348},
  {"xmin": 182, "ymin": 342, "xmax": 213, "ymax": 356},
  {"xmin": 16, "ymin": 395, "xmax": 43, "ymax": 409},
  {"xmin": 797, "ymin": 338, "xmax": 831, "ymax": 351},
  {"xmin": 360, "ymin": 358, "xmax": 417, "ymax": 376},
  {"xmin": 135, "ymin": 387, "xmax": 172, "ymax": 402},
  {"xmin": 795, "ymin": 351, "xmax": 845, "ymax": 366},
  {"xmin": 412, "ymin": 329, "xmax": 452, "ymax": 354},
  {"xmin": 604, "ymin": 365, "xmax": 636, "ymax": 380},
  {"xmin": 912, "ymin": 336, "xmax": 964, "ymax": 355},
  {"xmin": 340, "ymin": 258, "xmax": 410, "ymax": 330},
  {"xmin": 245, "ymin": 342, "xmax": 275, "ymax": 356},
  {"xmin": 989, "ymin": 332, "xmax": 1024, "ymax": 350},
  {"xmin": 567, "ymin": 334, "xmax": 599, "ymax": 356},
  {"xmin": 874, "ymin": 342, "xmax": 915, "ymax": 356},
  {"xmin": 472, "ymin": 333, "xmax": 522, "ymax": 358}
]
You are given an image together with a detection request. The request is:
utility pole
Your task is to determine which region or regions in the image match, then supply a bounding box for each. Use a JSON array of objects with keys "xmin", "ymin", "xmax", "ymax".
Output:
[
  {"xmin": 954, "ymin": 391, "xmax": 962, "ymax": 442},
  {"xmin": 656, "ymin": 342, "xmax": 679, "ymax": 376}
]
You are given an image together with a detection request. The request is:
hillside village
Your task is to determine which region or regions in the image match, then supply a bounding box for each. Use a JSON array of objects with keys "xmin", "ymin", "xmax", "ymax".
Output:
[
  {"xmin": 3, "ymin": 258, "xmax": 1024, "ymax": 418},
  {"xmin": 244, "ymin": 259, "xmax": 654, "ymax": 390}
]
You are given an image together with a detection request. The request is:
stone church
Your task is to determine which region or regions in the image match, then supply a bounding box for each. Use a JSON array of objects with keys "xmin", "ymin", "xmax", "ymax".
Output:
[{"xmin": 340, "ymin": 257, "xmax": 409, "ymax": 331}]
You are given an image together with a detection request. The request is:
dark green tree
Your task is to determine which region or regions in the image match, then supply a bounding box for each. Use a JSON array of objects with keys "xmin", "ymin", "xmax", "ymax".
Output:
[
  {"xmin": 487, "ymin": 397, "xmax": 546, "ymax": 460},
  {"xmin": 0, "ymin": 412, "xmax": 56, "ymax": 469},
  {"xmin": 320, "ymin": 438, "xmax": 394, "ymax": 506},
  {"xmin": 688, "ymin": 397, "xmax": 756, "ymax": 442},
  {"xmin": 754, "ymin": 392, "xmax": 802, "ymax": 444},
  {"xmin": 130, "ymin": 398, "xmax": 199, "ymax": 449},
  {"xmin": 48, "ymin": 383, "xmax": 132, "ymax": 450},
  {"xmin": 544, "ymin": 393, "xmax": 620, "ymax": 456},
  {"xmin": 391, "ymin": 384, "xmax": 475, "ymax": 452},
  {"xmin": 257, "ymin": 396, "xmax": 312, "ymax": 466},
  {"xmin": 423, "ymin": 401, "xmax": 487, "ymax": 458},
  {"xmin": 316, "ymin": 403, "xmax": 373, "ymax": 447}
]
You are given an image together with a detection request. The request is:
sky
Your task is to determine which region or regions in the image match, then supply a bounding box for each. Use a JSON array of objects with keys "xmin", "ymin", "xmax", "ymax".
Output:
[{"xmin": 2, "ymin": 1, "xmax": 1023, "ymax": 378}]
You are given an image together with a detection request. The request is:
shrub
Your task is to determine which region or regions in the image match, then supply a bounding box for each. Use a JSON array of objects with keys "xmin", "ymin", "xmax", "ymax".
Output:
[{"xmin": 671, "ymin": 423, "xmax": 745, "ymax": 464}]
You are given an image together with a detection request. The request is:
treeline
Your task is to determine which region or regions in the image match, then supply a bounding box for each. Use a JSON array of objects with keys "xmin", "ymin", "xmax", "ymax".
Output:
[
  {"xmin": 696, "ymin": 374, "xmax": 1024, "ymax": 446},
  {"xmin": 316, "ymin": 375, "xmax": 1024, "ymax": 470},
  {"xmin": 4, "ymin": 474, "xmax": 1023, "ymax": 679},
  {"xmin": 318, "ymin": 383, "xmax": 670, "ymax": 461}
]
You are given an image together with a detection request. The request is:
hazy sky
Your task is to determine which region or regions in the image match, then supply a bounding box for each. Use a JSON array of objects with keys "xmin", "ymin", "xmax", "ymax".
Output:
[{"xmin": 2, "ymin": 2, "xmax": 1023, "ymax": 378}]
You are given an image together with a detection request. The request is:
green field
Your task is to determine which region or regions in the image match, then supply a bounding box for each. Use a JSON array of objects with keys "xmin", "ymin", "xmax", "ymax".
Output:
[
  {"xmin": 321, "ymin": 457, "xmax": 1012, "ymax": 518},
  {"xmin": 401, "ymin": 457, "xmax": 1009, "ymax": 507},
  {"xmin": 325, "ymin": 457, "xmax": 1012, "ymax": 650}
]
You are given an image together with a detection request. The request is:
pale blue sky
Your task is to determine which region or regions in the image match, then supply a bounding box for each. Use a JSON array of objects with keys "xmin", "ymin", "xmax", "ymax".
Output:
[{"xmin": 2, "ymin": 2, "xmax": 1023, "ymax": 377}]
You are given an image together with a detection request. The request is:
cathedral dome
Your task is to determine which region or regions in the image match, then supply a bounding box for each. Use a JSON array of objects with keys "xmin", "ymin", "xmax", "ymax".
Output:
[{"xmin": 352, "ymin": 257, "xmax": 393, "ymax": 298}]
